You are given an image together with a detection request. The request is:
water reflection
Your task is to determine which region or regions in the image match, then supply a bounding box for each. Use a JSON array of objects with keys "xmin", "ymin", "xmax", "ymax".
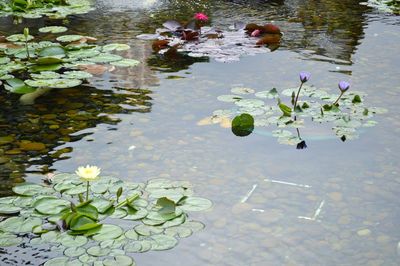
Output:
[{"xmin": 0, "ymin": 85, "xmax": 153, "ymax": 195}]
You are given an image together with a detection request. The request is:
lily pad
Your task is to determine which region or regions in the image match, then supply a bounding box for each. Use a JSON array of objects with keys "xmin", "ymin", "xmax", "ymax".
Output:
[
  {"xmin": 6, "ymin": 34, "xmax": 34, "ymax": 42},
  {"xmin": 0, "ymin": 233, "xmax": 22, "ymax": 247},
  {"xmin": 102, "ymin": 43, "xmax": 130, "ymax": 52},
  {"xmin": 13, "ymin": 183, "xmax": 51, "ymax": 196},
  {"xmin": 34, "ymin": 197, "xmax": 70, "ymax": 215},
  {"xmin": 150, "ymin": 234, "xmax": 178, "ymax": 251},
  {"xmin": 25, "ymin": 78, "xmax": 82, "ymax": 88},
  {"xmin": 38, "ymin": 46, "xmax": 66, "ymax": 57},
  {"xmin": 178, "ymin": 197, "xmax": 213, "ymax": 212},
  {"xmin": 31, "ymin": 71, "xmax": 62, "ymax": 80},
  {"xmin": 56, "ymin": 35, "xmax": 83, "ymax": 43},
  {"xmin": 111, "ymin": 59, "xmax": 140, "ymax": 67},
  {"xmin": 87, "ymin": 53, "xmax": 123, "ymax": 63},
  {"xmin": 62, "ymin": 71, "xmax": 93, "ymax": 79},
  {"xmin": 4, "ymin": 78, "xmax": 36, "ymax": 94},
  {"xmin": 0, "ymin": 216, "xmax": 42, "ymax": 233},
  {"xmin": 103, "ymin": 255, "xmax": 135, "ymax": 266},
  {"xmin": 92, "ymin": 224, "xmax": 124, "ymax": 241},
  {"xmin": 39, "ymin": 26, "xmax": 68, "ymax": 34}
]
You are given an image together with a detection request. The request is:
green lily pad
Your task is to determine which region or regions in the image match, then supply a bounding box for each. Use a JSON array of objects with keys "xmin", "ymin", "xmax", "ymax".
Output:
[
  {"xmin": 102, "ymin": 43, "xmax": 130, "ymax": 52},
  {"xmin": 64, "ymin": 247, "xmax": 86, "ymax": 257},
  {"xmin": 0, "ymin": 232, "xmax": 22, "ymax": 247},
  {"xmin": 31, "ymin": 71, "xmax": 62, "ymax": 80},
  {"xmin": 0, "ymin": 204, "xmax": 22, "ymax": 215},
  {"xmin": 87, "ymin": 246, "xmax": 110, "ymax": 257},
  {"xmin": 56, "ymin": 35, "xmax": 83, "ymax": 43},
  {"xmin": 34, "ymin": 197, "xmax": 70, "ymax": 215},
  {"xmin": 29, "ymin": 63, "xmax": 63, "ymax": 72},
  {"xmin": 103, "ymin": 255, "xmax": 135, "ymax": 266},
  {"xmin": 178, "ymin": 197, "xmax": 213, "ymax": 212},
  {"xmin": 4, "ymin": 78, "xmax": 36, "ymax": 94},
  {"xmin": 6, "ymin": 34, "xmax": 34, "ymax": 42},
  {"xmin": 62, "ymin": 71, "xmax": 92, "ymax": 79},
  {"xmin": 13, "ymin": 182, "xmax": 51, "ymax": 196},
  {"xmin": 67, "ymin": 49, "xmax": 101, "ymax": 59},
  {"xmin": 0, "ymin": 216, "xmax": 42, "ymax": 233},
  {"xmin": 44, "ymin": 257, "xmax": 69, "ymax": 266},
  {"xmin": 38, "ymin": 46, "xmax": 66, "ymax": 58},
  {"xmin": 150, "ymin": 234, "xmax": 178, "ymax": 251},
  {"xmin": 87, "ymin": 53, "xmax": 123, "ymax": 63},
  {"xmin": 111, "ymin": 59, "xmax": 140, "ymax": 67},
  {"xmin": 0, "ymin": 57, "xmax": 11, "ymax": 65},
  {"xmin": 39, "ymin": 26, "xmax": 68, "ymax": 34},
  {"xmin": 59, "ymin": 234, "xmax": 88, "ymax": 248},
  {"xmin": 134, "ymin": 224, "xmax": 163, "ymax": 236},
  {"xmin": 25, "ymin": 78, "xmax": 82, "ymax": 88},
  {"xmin": 92, "ymin": 224, "xmax": 124, "ymax": 241},
  {"xmin": 231, "ymin": 113, "xmax": 254, "ymax": 137}
]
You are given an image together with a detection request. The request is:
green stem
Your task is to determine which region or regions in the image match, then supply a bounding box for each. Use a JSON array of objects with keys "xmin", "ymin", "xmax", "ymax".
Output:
[
  {"xmin": 86, "ymin": 181, "xmax": 89, "ymax": 201},
  {"xmin": 333, "ymin": 91, "xmax": 345, "ymax": 105},
  {"xmin": 25, "ymin": 40, "xmax": 30, "ymax": 60},
  {"xmin": 115, "ymin": 194, "xmax": 139, "ymax": 209},
  {"xmin": 293, "ymin": 82, "xmax": 304, "ymax": 110}
]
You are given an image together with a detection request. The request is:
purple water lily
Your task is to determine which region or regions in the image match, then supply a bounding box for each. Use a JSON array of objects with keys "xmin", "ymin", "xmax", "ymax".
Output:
[
  {"xmin": 333, "ymin": 81, "xmax": 350, "ymax": 105},
  {"xmin": 338, "ymin": 81, "xmax": 350, "ymax": 92},
  {"xmin": 293, "ymin": 71, "xmax": 311, "ymax": 109},
  {"xmin": 299, "ymin": 72, "xmax": 310, "ymax": 83}
]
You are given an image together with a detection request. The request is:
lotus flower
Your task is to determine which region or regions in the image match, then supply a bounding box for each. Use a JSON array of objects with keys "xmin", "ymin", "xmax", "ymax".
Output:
[
  {"xmin": 299, "ymin": 72, "xmax": 310, "ymax": 83},
  {"xmin": 338, "ymin": 81, "xmax": 350, "ymax": 92},
  {"xmin": 76, "ymin": 165, "xmax": 101, "ymax": 201},
  {"xmin": 76, "ymin": 165, "xmax": 101, "ymax": 181},
  {"xmin": 194, "ymin": 13, "xmax": 209, "ymax": 22}
]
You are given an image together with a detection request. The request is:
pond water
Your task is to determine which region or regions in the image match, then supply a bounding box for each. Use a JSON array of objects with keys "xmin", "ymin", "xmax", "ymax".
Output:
[{"xmin": 1, "ymin": 0, "xmax": 400, "ymax": 265}]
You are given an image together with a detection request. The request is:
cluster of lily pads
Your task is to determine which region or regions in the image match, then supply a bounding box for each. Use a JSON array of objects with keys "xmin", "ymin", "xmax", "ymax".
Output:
[
  {"xmin": 0, "ymin": 167, "xmax": 212, "ymax": 265},
  {"xmin": 0, "ymin": 26, "xmax": 139, "ymax": 104},
  {"xmin": 360, "ymin": 0, "xmax": 400, "ymax": 14},
  {"xmin": 211, "ymin": 73, "xmax": 387, "ymax": 147},
  {"xmin": 137, "ymin": 13, "xmax": 282, "ymax": 63},
  {"xmin": 0, "ymin": 0, "xmax": 94, "ymax": 20}
]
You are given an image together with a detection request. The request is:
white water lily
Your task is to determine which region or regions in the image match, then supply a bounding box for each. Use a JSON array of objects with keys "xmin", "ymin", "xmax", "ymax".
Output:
[{"xmin": 75, "ymin": 165, "xmax": 101, "ymax": 181}]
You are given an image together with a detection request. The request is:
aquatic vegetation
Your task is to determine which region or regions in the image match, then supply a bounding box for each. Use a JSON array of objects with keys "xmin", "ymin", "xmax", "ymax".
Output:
[
  {"xmin": 0, "ymin": 0, "xmax": 94, "ymax": 20},
  {"xmin": 207, "ymin": 73, "xmax": 387, "ymax": 146},
  {"xmin": 0, "ymin": 27, "xmax": 140, "ymax": 104},
  {"xmin": 137, "ymin": 14, "xmax": 281, "ymax": 62},
  {"xmin": 0, "ymin": 166, "xmax": 212, "ymax": 265},
  {"xmin": 360, "ymin": 0, "xmax": 400, "ymax": 14}
]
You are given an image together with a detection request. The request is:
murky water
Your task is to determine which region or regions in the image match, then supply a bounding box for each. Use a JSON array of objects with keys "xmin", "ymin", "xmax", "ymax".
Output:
[{"xmin": 1, "ymin": 0, "xmax": 400, "ymax": 265}]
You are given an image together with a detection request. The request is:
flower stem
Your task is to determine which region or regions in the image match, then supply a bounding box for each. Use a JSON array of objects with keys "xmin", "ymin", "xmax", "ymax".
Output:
[
  {"xmin": 293, "ymin": 82, "xmax": 304, "ymax": 110},
  {"xmin": 333, "ymin": 91, "xmax": 345, "ymax": 105},
  {"xmin": 86, "ymin": 181, "xmax": 90, "ymax": 201}
]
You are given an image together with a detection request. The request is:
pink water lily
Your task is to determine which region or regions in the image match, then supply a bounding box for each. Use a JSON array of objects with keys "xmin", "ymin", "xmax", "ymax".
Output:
[{"xmin": 194, "ymin": 13, "xmax": 209, "ymax": 22}]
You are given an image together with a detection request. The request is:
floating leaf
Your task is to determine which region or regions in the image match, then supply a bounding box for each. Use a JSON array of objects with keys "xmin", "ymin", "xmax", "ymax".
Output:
[
  {"xmin": 0, "ymin": 233, "xmax": 22, "ymax": 247},
  {"xmin": 103, "ymin": 255, "xmax": 135, "ymax": 266},
  {"xmin": 0, "ymin": 204, "xmax": 21, "ymax": 215},
  {"xmin": 25, "ymin": 78, "xmax": 82, "ymax": 88},
  {"xmin": 43, "ymin": 257, "xmax": 69, "ymax": 266},
  {"xmin": 87, "ymin": 53, "xmax": 123, "ymax": 63},
  {"xmin": 56, "ymin": 35, "xmax": 83, "ymax": 42},
  {"xmin": 92, "ymin": 224, "xmax": 123, "ymax": 241},
  {"xmin": 157, "ymin": 197, "xmax": 176, "ymax": 214},
  {"xmin": 39, "ymin": 26, "xmax": 68, "ymax": 34},
  {"xmin": 111, "ymin": 59, "xmax": 140, "ymax": 67},
  {"xmin": 13, "ymin": 182, "xmax": 51, "ymax": 196},
  {"xmin": 87, "ymin": 246, "xmax": 110, "ymax": 257},
  {"xmin": 31, "ymin": 71, "xmax": 61, "ymax": 79},
  {"xmin": 62, "ymin": 70, "xmax": 93, "ymax": 79},
  {"xmin": 6, "ymin": 34, "xmax": 34, "ymax": 42},
  {"xmin": 0, "ymin": 216, "xmax": 42, "ymax": 233},
  {"xmin": 4, "ymin": 78, "xmax": 36, "ymax": 94},
  {"xmin": 178, "ymin": 197, "xmax": 213, "ymax": 212},
  {"xmin": 38, "ymin": 46, "xmax": 66, "ymax": 57},
  {"xmin": 64, "ymin": 247, "xmax": 86, "ymax": 257},
  {"xmin": 150, "ymin": 234, "xmax": 178, "ymax": 251},
  {"xmin": 34, "ymin": 197, "xmax": 70, "ymax": 215},
  {"xmin": 102, "ymin": 43, "xmax": 130, "ymax": 52}
]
